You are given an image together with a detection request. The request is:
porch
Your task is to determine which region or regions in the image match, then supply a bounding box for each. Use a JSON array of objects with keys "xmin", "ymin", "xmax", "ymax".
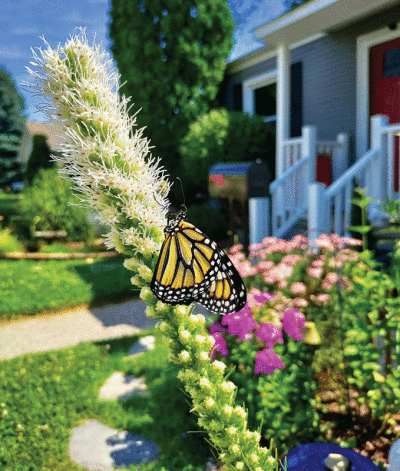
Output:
[{"xmin": 269, "ymin": 114, "xmax": 400, "ymax": 242}]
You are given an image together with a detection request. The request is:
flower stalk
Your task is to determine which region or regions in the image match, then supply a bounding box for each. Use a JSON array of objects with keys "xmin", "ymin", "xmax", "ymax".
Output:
[{"xmin": 25, "ymin": 29, "xmax": 283, "ymax": 470}]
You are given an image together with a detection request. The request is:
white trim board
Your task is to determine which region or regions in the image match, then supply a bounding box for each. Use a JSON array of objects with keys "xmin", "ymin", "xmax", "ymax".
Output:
[
  {"xmin": 356, "ymin": 25, "xmax": 400, "ymax": 160},
  {"xmin": 242, "ymin": 70, "xmax": 277, "ymax": 116}
]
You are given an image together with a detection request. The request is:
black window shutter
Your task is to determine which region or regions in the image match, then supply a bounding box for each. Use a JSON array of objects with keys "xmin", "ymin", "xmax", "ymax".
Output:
[
  {"xmin": 290, "ymin": 62, "xmax": 302, "ymax": 137},
  {"xmin": 233, "ymin": 83, "xmax": 243, "ymax": 111}
]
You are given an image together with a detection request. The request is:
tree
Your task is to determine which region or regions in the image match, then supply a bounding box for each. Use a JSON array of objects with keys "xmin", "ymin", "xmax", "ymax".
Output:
[
  {"xmin": 109, "ymin": 0, "xmax": 234, "ymax": 189},
  {"xmin": 0, "ymin": 68, "xmax": 26, "ymax": 188},
  {"xmin": 25, "ymin": 134, "xmax": 55, "ymax": 185}
]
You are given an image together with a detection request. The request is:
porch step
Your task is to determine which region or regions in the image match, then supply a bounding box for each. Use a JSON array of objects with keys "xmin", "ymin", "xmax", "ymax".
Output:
[{"xmin": 280, "ymin": 218, "xmax": 308, "ymax": 241}]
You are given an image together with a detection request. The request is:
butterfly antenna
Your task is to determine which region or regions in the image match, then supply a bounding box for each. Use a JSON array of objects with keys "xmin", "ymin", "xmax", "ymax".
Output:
[{"xmin": 176, "ymin": 177, "xmax": 186, "ymax": 212}]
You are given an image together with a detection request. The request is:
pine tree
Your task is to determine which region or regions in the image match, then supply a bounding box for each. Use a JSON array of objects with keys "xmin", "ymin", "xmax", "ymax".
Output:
[
  {"xmin": 109, "ymin": 0, "xmax": 234, "ymax": 188},
  {"xmin": 0, "ymin": 68, "xmax": 26, "ymax": 188}
]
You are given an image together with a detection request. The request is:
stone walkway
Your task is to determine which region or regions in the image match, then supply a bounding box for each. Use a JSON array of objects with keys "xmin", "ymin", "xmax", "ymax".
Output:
[{"xmin": 0, "ymin": 299, "xmax": 157, "ymax": 360}]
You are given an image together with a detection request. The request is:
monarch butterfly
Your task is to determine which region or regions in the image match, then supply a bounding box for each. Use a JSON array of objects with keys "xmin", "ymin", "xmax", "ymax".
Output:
[{"xmin": 150, "ymin": 206, "xmax": 247, "ymax": 314}]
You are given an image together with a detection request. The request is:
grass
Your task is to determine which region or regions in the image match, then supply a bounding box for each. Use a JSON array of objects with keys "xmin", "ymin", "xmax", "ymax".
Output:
[
  {"xmin": 0, "ymin": 330, "xmax": 210, "ymax": 471},
  {"xmin": 0, "ymin": 258, "xmax": 139, "ymax": 320}
]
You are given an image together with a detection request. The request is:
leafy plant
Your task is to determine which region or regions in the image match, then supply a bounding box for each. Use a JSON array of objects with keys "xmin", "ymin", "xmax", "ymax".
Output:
[
  {"xmin": 380, "ymin": 194, "xmax": 400, "ymax": 224},
  {"xmin": 348, "ymin": 187, "xmax": 373, "ymax": 251},
  {"xmin": 16, "ymin": 167, "xmax": 93, "ymax": 242},
  {"xmin": 0, "ymin": 228, "xmax": 24, "ymax": 254},
  {"xmin": 109, "ymin": 0, "xmax": 234, "ymax": 188}
]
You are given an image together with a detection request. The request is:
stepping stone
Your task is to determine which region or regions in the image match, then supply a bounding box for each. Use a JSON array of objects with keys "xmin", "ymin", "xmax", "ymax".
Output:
[
  {"xmin": 99, "ymin": 372, "xmax": 149, "ymax": 401},
  {"xmin": 125, "ymin": 335, "xmax": 155, "ymax": 358},
  {"xmin": 69, "ymin": 419, "xmax": 158, "ymax": 470}
]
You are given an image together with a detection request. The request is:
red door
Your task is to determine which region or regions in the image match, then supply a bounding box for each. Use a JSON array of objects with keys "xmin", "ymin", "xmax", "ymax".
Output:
[{"xmin": 370, "ymin": 37, "xmax": 400, "ymax": 192}]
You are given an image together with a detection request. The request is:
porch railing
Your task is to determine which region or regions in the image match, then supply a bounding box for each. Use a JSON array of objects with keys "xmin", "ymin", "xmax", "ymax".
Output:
[
  {"xmin": 269, "ymin": 126, "xmax": 316, "ymax": 239},
  {"xmin": 269, "ymin": 126, "xmax": 349, "ymax": 238},
  {"xmin": 308, "ymin": 115, "xmax": 399, "ymax": 241}
]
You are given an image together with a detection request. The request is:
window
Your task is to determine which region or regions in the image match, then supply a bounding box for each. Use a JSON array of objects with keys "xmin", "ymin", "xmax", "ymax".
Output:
[
  {"xmin": 383, "ymin": 48, "xmax": 400, "ymax": 77},
  {"xmin": 255, "ymin": 83, "xmax": 277, "ymax": 122}
]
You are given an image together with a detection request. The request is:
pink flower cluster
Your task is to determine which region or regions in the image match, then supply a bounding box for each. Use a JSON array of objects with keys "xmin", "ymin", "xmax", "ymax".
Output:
[
  {"xmin": 228, "ymin": 233, "xmax": 362, "ymax": 310},
  {"xmin": 213, "ymin": 233, "xmax": 365, "ymax": 375}
]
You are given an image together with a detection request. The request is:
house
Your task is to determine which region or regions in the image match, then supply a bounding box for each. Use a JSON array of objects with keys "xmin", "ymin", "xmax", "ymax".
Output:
[{"xmin": 224, "ymin": 0, "xmax": 400, "ymax": 240}]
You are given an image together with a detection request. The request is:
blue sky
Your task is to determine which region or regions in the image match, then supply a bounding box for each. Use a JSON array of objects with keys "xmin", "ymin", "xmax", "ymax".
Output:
[{"xmin": 1, "ymin": 0, "xmax": 287, "ymax": 123}]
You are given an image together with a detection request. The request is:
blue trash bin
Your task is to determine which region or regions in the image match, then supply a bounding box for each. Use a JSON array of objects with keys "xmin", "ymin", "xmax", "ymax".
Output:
[{"xmin": 280, "ymin": 443, "xmax": 381, "ymax": 470}]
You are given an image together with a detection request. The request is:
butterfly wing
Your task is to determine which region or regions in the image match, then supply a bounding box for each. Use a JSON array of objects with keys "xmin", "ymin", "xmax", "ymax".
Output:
[
  {"xmin": 194, "ymin": 248, "xmax": 247, "ymax": 314},
  {"xmin": 151, "ymin": 218, "xmax": 247, "ymax": 314},
  {"xmin": 151, "ymin": 220, "xmax": 220, "ymax": 305}
]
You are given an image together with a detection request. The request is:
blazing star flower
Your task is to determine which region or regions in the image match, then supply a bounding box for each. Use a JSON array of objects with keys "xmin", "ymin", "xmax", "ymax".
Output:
[
  {"xmin": 255, "ymin": 348, "xmax": 285, "ymax": 375},
  {"xmin": 26, "ymin": 30, "xmax": 282, "ymax": 470},
  {"xmin": 282, "ymin": 308, "xmax": 306, "ymax": 341}
]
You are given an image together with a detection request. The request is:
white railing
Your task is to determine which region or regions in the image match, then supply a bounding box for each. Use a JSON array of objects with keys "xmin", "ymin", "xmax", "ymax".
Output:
[
  {"xmin": 269, "ymin": 126, "xmax": 349, "ymax": 239},
  {"xmin": 308, "ymin": 115, "xmax": 400, "ymax": 241},
  {"xmin": 308, "ymin": 148, "xmax": 379, "ymax": 240},
  {"xmin": 269, "ymin": 126, "xmax": 317, "ymax": 238}
]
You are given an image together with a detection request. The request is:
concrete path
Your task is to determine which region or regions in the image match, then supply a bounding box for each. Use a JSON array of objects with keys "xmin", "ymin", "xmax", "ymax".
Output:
[
  {"xmin": 0, "ymin": 299, "xmax": 157, "ymax": 360},
  {"xmin": 0, "ymin": 299, "xmax": 210, "ymax": 360}
]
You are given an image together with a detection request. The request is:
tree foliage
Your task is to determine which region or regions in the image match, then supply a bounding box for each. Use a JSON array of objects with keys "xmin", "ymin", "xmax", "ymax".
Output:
[
  {"xmin": 25, "ymin": 134, "xmax": 55, "ymax": 185},
  {"xmin": 0, "ymin": 68, "xmax": 26, "ymax": 187},
  {"xmin": 109, "ymin": 0, "xmax": 234, "ymax": 186},
  {"xmin": 180, "ymin": 108, "xmax": 275, "ymax": 192}
]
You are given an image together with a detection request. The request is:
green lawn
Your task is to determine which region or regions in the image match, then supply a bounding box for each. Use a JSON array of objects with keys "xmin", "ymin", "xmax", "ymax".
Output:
[
  {"xmin": 0, "ymin": 258, "xmax": 139, "ymax": 320},
  {"xmin": 0, "ymin": 331, "xmax": 210, "ymax": 471}
]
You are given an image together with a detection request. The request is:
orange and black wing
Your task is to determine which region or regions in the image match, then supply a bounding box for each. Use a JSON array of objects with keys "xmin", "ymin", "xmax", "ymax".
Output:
[{"xmin": 151, "ymin": 219, "xmax": 246, "ymax": 314}]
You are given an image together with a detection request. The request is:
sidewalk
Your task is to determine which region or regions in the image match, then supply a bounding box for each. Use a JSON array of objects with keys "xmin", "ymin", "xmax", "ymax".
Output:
[
  {"xmin": 0, "ymin": 299, "xmax": 211, "ymax": 361},
  {"xmin": 0, "ymin": 299, "xmax": 157, "ymax": 360}
]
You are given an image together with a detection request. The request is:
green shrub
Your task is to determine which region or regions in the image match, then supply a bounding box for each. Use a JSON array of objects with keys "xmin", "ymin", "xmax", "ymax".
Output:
[
  {"xmin": 0, "ymin": 193, "xmax": 20, "ymax": 224},
  {"xmin": 0, "ymin": 228, "xmax": 24, "ymax": 254},
  {"xmin": 179, "ymin": 108, "xmax": 275, "ymax": 193},
  {"xmin": 16, "ymin": 167, "xmax": 93, "ymax": 242}
]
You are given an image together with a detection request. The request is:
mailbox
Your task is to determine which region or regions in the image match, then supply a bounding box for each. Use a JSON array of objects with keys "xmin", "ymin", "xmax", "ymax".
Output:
[{"xmin": 208, "ymin": 160, "xmax": 272, "ymax": 250}]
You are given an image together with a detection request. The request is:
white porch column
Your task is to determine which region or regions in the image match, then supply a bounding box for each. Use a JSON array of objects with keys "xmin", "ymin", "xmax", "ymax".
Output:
[{"xmin": 276, "ymin": 43, "xmax": 291, "ymax": 179}]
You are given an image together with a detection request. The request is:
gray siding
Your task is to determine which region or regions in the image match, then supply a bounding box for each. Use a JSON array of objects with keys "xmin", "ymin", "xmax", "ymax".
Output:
[{"xmin": 292, "ymin": 35, "xmax": 357, "ymax": 142}]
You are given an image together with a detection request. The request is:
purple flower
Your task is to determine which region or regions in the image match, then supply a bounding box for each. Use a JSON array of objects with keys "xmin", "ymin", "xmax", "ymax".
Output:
[
  {"xmin": 255, "ymin": 348, "xmax": 285, "ymax": 375},
  {"xmin": 221, "ymin": 306, "xmax": 258, "ymax": 340},
  {"xmin": 210, "ymin": 322, "xmax": 228, "ymax": 335},
  {"xmin": 209, "ymin": 332, "xmax": 229, "ymax": 361},
  {"xmin": 282, "ymin": 307, "xmax": 306, "ymax": 341},
  {"xmin": 256, "ymin": 322, "xmax": 283, "ymax": 349}
]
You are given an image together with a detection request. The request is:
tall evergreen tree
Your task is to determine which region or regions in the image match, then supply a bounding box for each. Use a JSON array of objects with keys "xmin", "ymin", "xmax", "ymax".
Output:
[
  {"xmin": 0, "ymin": 68, "xmax": 26, "ymax": 188},
  {"xmin": 109, "ymin": 0, "xmax": 234, "ymax": 187},
  {"xmin": 25, "ymin": 134, "xmax": 55, "ymax": 185}
]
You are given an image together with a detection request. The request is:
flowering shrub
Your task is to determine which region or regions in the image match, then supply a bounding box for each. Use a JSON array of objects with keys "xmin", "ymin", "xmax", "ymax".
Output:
[{"xmin": 205, "ymin": 233, "xmax": 400, "ymax": 454}]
